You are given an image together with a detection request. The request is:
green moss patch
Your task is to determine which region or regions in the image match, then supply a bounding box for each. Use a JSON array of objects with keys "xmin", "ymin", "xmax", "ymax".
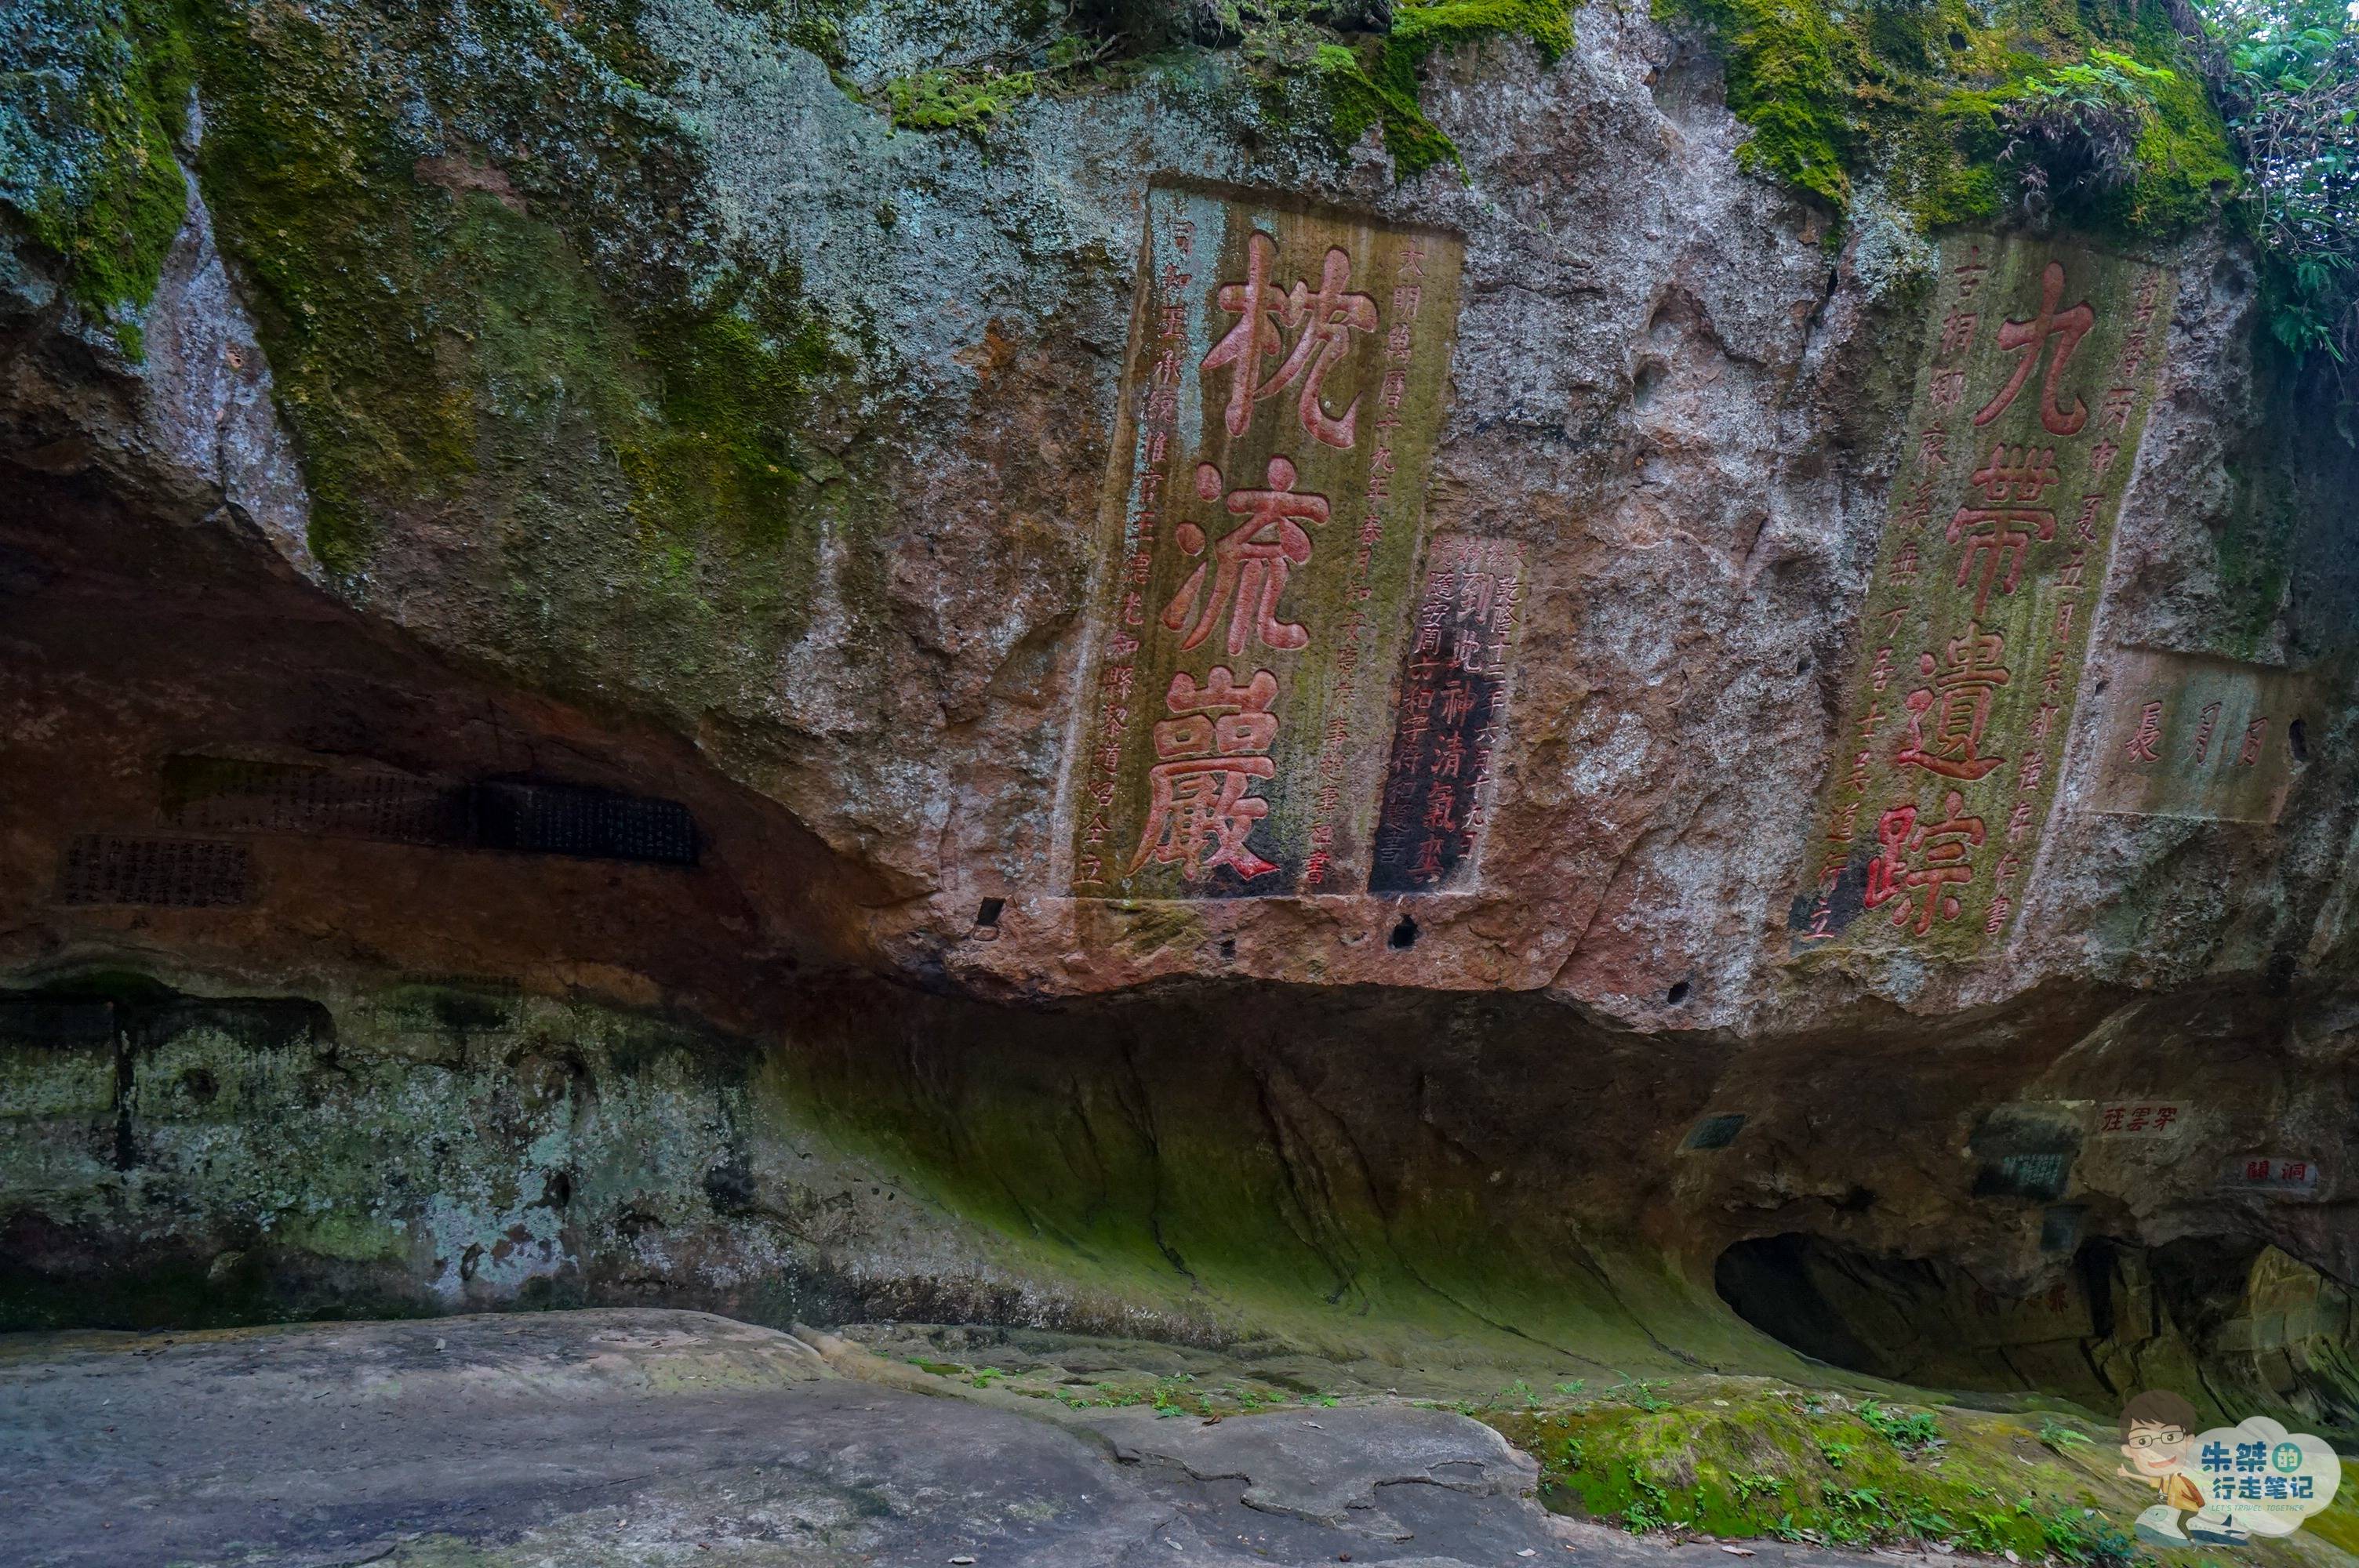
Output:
[
  {"xmin": 1318, "ymin": 0, "xmax": 1575, "ymax": 175},
  {"xmin": 1, "ymin": 0, "xmax": 197, "ymax": 356},
  {"xmin": 1485, "ymin": 1379, "xmax": 2359, "ymax": 1568},
  {"xmin": 176, "ymin": 0, "xmax": 841, "ymax": 583},
  {"xmin": 1655, "ymin": 0, "xmax": 2238, "ymax": 242}
]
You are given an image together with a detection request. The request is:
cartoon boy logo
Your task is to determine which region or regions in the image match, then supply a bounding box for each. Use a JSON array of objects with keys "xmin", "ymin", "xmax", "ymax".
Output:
[{"xmin": 2119, "ymin": 1390, "xmax": 2248, "ymax": 1547}]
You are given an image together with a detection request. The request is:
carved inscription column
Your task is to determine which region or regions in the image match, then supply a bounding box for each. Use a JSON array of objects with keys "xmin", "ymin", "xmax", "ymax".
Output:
[
  {"xmin": 1369, "ymin": 536, "xmax": 1526, "ymax": 893},
  {"xmin": 1792, "ymin": 236, "xmax": 2174, "ymax": 956},
  {"xmin": 1064, "ymin": 186, "xmax": 1463, "ymax": 899}
]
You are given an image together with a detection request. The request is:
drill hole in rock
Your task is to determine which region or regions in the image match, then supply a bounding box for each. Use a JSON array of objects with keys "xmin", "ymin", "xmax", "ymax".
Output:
[{"xmin": 1389, "ymin": 914, "xmax": 1420, "ymax": 949}]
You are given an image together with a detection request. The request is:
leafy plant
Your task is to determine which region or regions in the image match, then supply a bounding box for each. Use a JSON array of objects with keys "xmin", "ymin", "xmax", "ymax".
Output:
[
  {"xmin": 1495, "ymin": 1378, "xmax": 1541, "ymax": 1410},
  {"xmin": 1819, "ymin": 1437, "xmax": 1859, "ymax": 1468},
  {"xmin": 1621, "ymin": 1468, "xmax": 1678, "ymax": 1532},
  {"xmin": 2037, "ymin": 1417, "xmax": 2095, "ymax": 1451},
  {"xmin": 1857, "ymin": 1399, "xmax": 1943, "ymax": 1453},
  {"xmin": 2042, "ymin": 1506, "xmax": 2141, "ymax": 1568},
  {"xmin": 1993, "ymin": 51, "xmax": 2184, "ymax": 225},
  {"xmin": 2201, "ymin": 0, "xmax": 2359, "ymax": 423},
  {"xmin": 1608, "ymin": 1377, "xmax": 1674, "ymax": 1412}
]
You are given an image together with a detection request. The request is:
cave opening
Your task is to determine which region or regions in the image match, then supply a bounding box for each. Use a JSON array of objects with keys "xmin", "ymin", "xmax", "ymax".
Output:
[{"xmin": 1715, "ymin": 1232, "xmax": 2359, "ymax": 1436}]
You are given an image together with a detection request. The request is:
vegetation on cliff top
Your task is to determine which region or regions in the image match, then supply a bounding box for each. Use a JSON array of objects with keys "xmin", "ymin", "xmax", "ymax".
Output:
[
  {"xmin": 4, "ymin": 0, "xmax": 2353, "ymax": 570},
  {"xmin": 1652, "ymin": 0, "xmax": 2355, "ymax": 411},
  {"xmin": 1650, "ymin": 0, "xmax": 2240, "ymax": 238}
]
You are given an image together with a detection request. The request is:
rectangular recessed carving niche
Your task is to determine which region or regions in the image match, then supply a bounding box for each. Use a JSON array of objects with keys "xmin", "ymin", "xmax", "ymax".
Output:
[
  {"xmin": 58, "ymin": 835, "xmax": 253, "ymax": 908},
  {"xmin": 2082, "ymin": 651, "xmax": 2314, "ymax": 823},
  {"xmin": 1062, "ymin": 183, "xmax": 1468, "ymax": 899},
  {"xmin": 1790, "ymin": 233, "xmax": 2175, "ymax": 960},
  {"xmin": 162, "ymin": 756, "xmax": 698, "ymax": 866}
]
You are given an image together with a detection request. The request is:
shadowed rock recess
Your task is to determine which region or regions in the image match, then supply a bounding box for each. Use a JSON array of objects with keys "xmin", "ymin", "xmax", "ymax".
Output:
[{"xmin": 4, "ymin": 0, "xmax": 2358, "ymax": 1554}]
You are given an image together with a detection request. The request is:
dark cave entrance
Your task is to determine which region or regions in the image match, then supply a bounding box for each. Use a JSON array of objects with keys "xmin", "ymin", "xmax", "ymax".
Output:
[{"xmin": 1714, "ymin": 1232, "xmax": 2359, "ymax": 1435}]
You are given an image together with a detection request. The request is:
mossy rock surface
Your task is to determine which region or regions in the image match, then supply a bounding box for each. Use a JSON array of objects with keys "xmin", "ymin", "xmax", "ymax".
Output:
[{"xmin": 1486, "ymin": 1379, "xmax": 2359, "ymax": 1566}]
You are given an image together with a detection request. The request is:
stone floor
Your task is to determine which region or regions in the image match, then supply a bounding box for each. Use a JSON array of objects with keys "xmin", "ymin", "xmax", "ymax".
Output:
[{"xmin": 3, "ymin": 1308, "xmax": 2001, "ymax": 1567}]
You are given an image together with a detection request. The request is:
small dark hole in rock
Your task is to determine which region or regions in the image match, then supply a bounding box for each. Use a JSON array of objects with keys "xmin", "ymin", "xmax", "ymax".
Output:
[
  {"xmin": 1219, "ymin": 938, "xmax": 1236, "ymax": 960},
  {"xmin": 2093, "ymin": 678, "xmax": 2108, "ymax": 695},
  {"xmin": 1794, "ymin": 655, "xmax": 1810, "ymax": 676},
  {"xmin": 541, "ymin": 1171, "xmax": 572, "ymax": 1209},
  {"xmin": 975, "ymin": 897, "xmax": 1004, "ymax": 927},
  {"xmin": 1948, "ymin": 27, "xmax": 1968, "ymax": 46},
  {"xmin": 180, "ymin": 1068, "xmax": 218, "ymax": 1104},
  {"xmin": 1666, "ymin": 979, "xmax": 1691, "ymax": 1006},
  {"xmin": 2289, "ymin": 718, "xmax": 2308, "ymax": 763},
  {"xmin": 1835, "ymin": 1185, "xmax": 1876, "ymax": 1213},
  {"xmin": 1389, "ymin": 914, "xmax": 1419, "ymax": 949}
]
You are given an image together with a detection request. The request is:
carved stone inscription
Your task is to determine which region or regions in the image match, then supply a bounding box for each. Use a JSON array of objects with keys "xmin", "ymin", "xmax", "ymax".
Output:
[
  {"xmin": 2085, "ymin": 651, "xmax": 2312, "ymax": 823},
  {"xmin": 1369, "ymin": 535, "xmax": 1525, "ymax": 894},
  {"xmin": 1067, "ymin": 186, "xmax": 1463, "ymax": 898},
  {"xmin": 1792, "ymin": 234, "xmax": 2174, "ymax": 959}
]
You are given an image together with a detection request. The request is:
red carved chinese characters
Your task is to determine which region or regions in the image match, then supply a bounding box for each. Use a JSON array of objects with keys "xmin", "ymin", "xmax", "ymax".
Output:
[
  {"xmin": 1129, "ymin": 666, "xmax": 1283, "ymax": 882},
  {"xmin": 1201, "ymin": 233, "xmax": 1379, "ymax": 449},
  {"xmin": 1864, "ymin": 790, "xmax": 1987, "ymax": 935},
  {"xmin": 1946, "ymin": 445, "xmax": 2062, "ymax": 615},
  {"xmin": 1078, "ymin": 225, "xmax": 1197, "ymax": 887},
  {"xmin": 1973, "ymin": 260, "xmax": 2097, "ymax": 435},
  {"xmin": 1162, "ymin": 457, "xmax": 1329, "ymax": 656},
  {"xmin": 1896, "ymin": 622, "xmax": 2012, "ymax": 781},
  {"xmin": 1796, "ymin": 240, "xmax": 2170, "ymax": 955}
]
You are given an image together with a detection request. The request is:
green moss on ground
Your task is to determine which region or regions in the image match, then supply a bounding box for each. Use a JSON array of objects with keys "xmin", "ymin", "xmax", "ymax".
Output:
[
  {"xmin": 1654, "ymin": 0, "xmax": 2238, "ymax": 242},
  {"xmin": 0, "ymin": 0, "xmax": 197, "ymax": 356},
  {"xmin": 1485, "ymin": 1381, "xmax": 2359, "ymax": 1568}
]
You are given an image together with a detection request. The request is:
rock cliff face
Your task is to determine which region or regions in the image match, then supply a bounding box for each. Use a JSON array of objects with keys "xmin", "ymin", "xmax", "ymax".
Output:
[{"xmin": 2, "ymin": 0, "xmax": 2354, "ymax": 1432}]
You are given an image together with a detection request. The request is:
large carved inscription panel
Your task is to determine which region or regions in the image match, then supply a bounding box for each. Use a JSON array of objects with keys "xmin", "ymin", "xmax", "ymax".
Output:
[
  {"xmin": 1065, "ymin": 186, "xmax": 1463, "ymax": 899},
  {"xmin": 1792, "ymin": 235, "xmax": 2175, "ymax": 959}
]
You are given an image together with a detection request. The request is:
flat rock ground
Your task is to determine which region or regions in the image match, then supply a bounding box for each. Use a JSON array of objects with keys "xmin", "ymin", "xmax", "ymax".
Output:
[{"xmin": 3, "ymin": 1308, "xmax": 1986, "ymax": 1568}]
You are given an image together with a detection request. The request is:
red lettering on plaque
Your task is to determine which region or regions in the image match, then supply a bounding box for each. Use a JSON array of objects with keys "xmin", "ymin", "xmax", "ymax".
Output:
[
  {"xmin": 1865, "ymin": 790, "xmax": 1987, "ymax": 935},
  {"xmin": 1129, "ymin": 666, "xmax": 1283, "ymax": 882},
  {"xmin": 1201, "ymin": 233, "xmax": 1379, "ymax": 448},
  {"xmin": 1896, "ymin": 622, "xmax": 2011, "ymax": 782},
  {"xmin": 1163, "ymin": 457, "xmax": 1329, "ymax": 656},
  {"xmin": 1972, "ymin": 261, "xmax": 2097, "ymax": 435}
]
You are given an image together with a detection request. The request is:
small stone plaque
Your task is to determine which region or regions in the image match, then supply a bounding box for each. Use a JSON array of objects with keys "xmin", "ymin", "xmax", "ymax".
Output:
[
  {"xmin": 1369, "ymin": 536, "xmax": 1525, "ymax": 895},
  {"xmin": 159, "ymin": 756, "xmax": 699, "ymax": 866},
  {"xmin": 2224, "ymin": 1156, "xmax": 2323, "ymax": 1196},
  {"xmin": 2094, "ymin": 1099, "xmax": 2185, "ymax": 1135},
  {"xmin": 58, "ymin": 835, "xmax": 253, "ymax": 908},
  {"xmin": 2084, "ymin": 652, "xmax": 2313, "ymax": 823},
  {"xmin": 165, "ymin": 754, "xmax": 467, "ymax": 845},
  {"xmin": 1064, "ymin": 183, "xmax": 1463, "ymax": 899},
  {"xmin": 1968, "ymin": 1102, "xmax": 2083, "ymax": 1200},
  {"xmin": 474, "ymin": 781, "xmax": 698, "ymax": 865}
]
